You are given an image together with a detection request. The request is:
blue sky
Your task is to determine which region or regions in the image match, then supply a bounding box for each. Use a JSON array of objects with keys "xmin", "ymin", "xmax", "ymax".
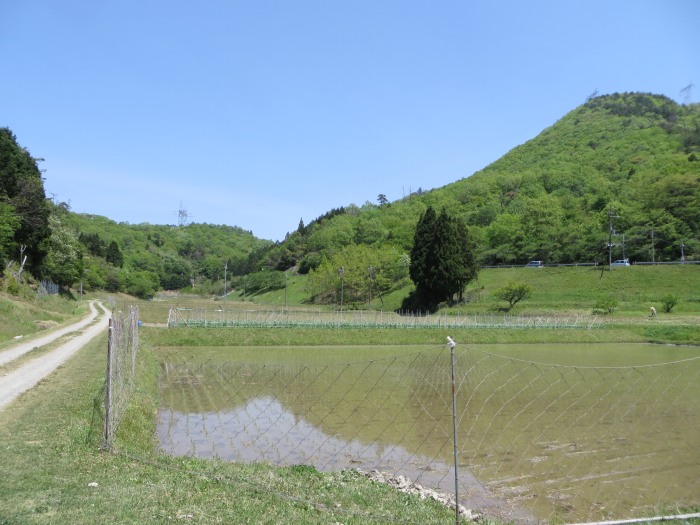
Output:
[{"xmin": 1, "ymin": 1, "xmax": 698, "ymax": 241}]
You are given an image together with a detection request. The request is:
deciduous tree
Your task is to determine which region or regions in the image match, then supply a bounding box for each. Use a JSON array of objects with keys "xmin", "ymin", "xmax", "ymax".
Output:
[
  {"xmin": 0, "ymin": 128, "xmax": 51, "ymax": 274},
  {"xmin": 494, "ymin": 280, "xmax": 533, "ymax": 310}
]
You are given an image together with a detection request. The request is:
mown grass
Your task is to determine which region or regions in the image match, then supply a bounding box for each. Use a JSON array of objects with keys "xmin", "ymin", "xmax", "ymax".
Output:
[
  {"xmin": 0, "ymin": 334, "xmax": 462, "ymax": 524},
  {"xmin": 194, "ymin": 265, "xmax": 700, "ymax": 317}
]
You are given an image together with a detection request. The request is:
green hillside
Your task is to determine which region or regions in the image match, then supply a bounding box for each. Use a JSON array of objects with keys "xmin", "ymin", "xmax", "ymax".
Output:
[
  {"xmin": 254, "ymin": 93, "xmax": 699, "ymax": 277},
  {"xmin": 2, "ymin": 93, "xmax": 699, "ymax": 304},
  {"xmin": 60, "ymin": 211, "xmax": 273, "ymax": 298}
]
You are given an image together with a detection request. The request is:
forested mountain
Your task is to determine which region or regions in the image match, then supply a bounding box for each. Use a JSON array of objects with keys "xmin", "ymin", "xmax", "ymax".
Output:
[
  {"xmin": 59, "ymin": 212, "xmax": 272, "ymax": 297},
  {"xmin": 2, "ymin": 92, "xmax": 698, "ymax": 301},
  {"xmin": 256, "ymin": 92, "xmax": 700, "ymax": 277}
]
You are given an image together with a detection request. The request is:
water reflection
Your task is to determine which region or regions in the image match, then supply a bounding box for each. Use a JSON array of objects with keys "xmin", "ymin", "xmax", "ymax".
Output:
[
  {"xmin": 158, "ymin": 395, "xmax": 513, "ymax": 517},
  {"xmin": 156, "ymin": 344, "xmax": 700, "ymax": 523}
]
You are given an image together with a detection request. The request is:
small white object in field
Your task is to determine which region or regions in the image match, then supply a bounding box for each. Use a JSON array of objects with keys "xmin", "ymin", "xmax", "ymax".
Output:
[
  {"xmin": 650, "ymin": 306, "xmax": 657, "ymax": 317},
  {"xmin": 88, "ymin": 482, "xmax": 99, "ymax": 488},
  {"xmin": 446, "ymin": 336, "xmax": 456, "ymax": 348},
  {"xmin": 14, "ymin": 335, "xmax": 22, "ymax": 340}
]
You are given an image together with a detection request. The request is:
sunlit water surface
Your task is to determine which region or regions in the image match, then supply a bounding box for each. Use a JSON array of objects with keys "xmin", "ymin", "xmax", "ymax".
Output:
[{"xmin": 156, "ymin": 343, "xmax": 700, "ymax": 523}]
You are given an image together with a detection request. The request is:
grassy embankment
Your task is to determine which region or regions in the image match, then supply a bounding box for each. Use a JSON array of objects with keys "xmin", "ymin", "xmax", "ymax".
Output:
[
  {"xmin": 0, "ymin": 292, "xmax": 87, "ymax": 349},
  {"xmin": 142, "ymin": 265, "xmax": 700, "ymax": 346},
  {"xmin": 0, "ymin": 312, "xmax": 460, "ymax": 524}
]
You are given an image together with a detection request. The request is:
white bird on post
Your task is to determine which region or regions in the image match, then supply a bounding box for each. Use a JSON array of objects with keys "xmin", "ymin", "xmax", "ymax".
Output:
[{"xmin": 446, "ymin": 336, "xmax": 456, "ymax": 349}]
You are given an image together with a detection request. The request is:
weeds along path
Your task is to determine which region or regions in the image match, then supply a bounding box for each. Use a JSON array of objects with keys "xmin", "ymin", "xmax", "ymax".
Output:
[
  {"xmin": 0, "ymin": 301, "xmax": 111, "ymax": 410},
  {"xmin": 0, "ymin": 300, "xmax": 102, "ymax": 367}
]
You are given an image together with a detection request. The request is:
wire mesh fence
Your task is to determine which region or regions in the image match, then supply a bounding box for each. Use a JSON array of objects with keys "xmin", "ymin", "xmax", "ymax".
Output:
[
  {"xmin": 155, "ymin": 343, "xmax": 700, "ymax": 524},
  {"xmin": 167, "ymin": 306, "xmax": 598, "ymax": 330},
  {"xmin": 103, "ymin": 306, "xmax": 139, "ymax": 449}
]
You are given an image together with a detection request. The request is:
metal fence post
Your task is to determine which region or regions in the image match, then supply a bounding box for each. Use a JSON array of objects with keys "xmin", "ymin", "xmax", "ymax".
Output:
[
  {"xmin": 103, "ymin": 317, "xmax": 113, "ymax": 449},
  {"xmin": 450, "ymin": 340, "xmax": 460, "ymax": 525}
]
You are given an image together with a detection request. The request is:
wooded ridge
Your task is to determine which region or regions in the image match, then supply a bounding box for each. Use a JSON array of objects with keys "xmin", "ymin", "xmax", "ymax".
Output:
[{"xmin": 1, "ymin": 92, "xmax": 698, "ymax": 299}]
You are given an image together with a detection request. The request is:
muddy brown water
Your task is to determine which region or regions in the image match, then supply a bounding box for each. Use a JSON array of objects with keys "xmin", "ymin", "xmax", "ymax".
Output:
[{"xmin": 156, "ymin": 343, "xmax": 700, "ymax": 523}]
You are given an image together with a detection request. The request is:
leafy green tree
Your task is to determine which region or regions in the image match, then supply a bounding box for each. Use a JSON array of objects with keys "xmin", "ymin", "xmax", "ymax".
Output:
[
  {"xmin": 0, "ymin": 201, "xmax": 20, "ymax": 267},
  {"xmin": 121, "ymin": 269, "xmax": 159, "ymax": 299},
  {"xmin": 81, "ymin": 256, "xmax": 107, "ymax": 290},
  {"xmin": 494, "ymin": 280, "xmax": 533, "ymax": 310},
  {"xmin": 105, "ymin": 268, "xmax": 121, "ymax": 292},
  {"xmin": 355, "ymin": 217, "xmax": 388, "ymax": 245},
  {"xmin": 160, "ymin": 254, "xmax": 192, "ymax": 290},
  {"xmin": 0, "ymin": 128, "xmax": 51, "ymax": 274},
  {"xmin": 307, "ymin": 244, "xmax": 408, "ymax": 306},
  {"xmin": 242, "ymin": 269, "xmax": 285, "ymax": 295},
  {"xmin": 41, "ymin": 214, "xmax": 84, "ymax": 288}
]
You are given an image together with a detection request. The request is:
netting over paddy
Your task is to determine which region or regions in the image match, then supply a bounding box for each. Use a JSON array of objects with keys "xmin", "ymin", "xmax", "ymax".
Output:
[
  {"xmin": 156, "ymin": 344, "xmax": 700, "ymax": 524},
  {"xmin": 167, "ymin": 307, "xmax": 598, "ymax": 330}
]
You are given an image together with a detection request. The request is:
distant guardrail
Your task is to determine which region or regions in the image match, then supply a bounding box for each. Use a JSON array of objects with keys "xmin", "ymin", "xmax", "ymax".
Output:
[
  {"xmin": 481, "ymin": 261, "xmax": 699, "ymax": 269},
  {"xmin": 634, "ymin": 260, "xmax": 700, "ymax": 265}
]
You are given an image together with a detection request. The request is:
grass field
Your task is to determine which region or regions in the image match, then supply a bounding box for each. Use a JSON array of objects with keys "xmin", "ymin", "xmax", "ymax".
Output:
[
  {"xmin": 1, "ymin": 266, "xmax": 698, "ymax": 524},
  {"xmin": 239, "ymin": 265, "xmax": 700, "ymax": 316}
]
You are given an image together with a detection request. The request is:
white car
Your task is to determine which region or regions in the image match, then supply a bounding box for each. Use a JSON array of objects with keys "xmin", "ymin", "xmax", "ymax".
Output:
[{"xmin": 611, "ymin": 259, "xmax": 630, "ymax": 266}]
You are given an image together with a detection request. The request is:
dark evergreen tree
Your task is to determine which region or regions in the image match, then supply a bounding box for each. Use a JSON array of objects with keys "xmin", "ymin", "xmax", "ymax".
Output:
[
  {"xmin": 105, "ymin": 240, "xmax": 124, "ymax": 268},
  {"xmin": 408, "ymin": 206, "xmax": 437, "ymax": 307},
  {"xmin": 405, "ymin": 206, "xmax": 478, "ymax": 312},
  {"xmin": 78, "ymin": 232, "xmax": 106, "ymax": 257}
]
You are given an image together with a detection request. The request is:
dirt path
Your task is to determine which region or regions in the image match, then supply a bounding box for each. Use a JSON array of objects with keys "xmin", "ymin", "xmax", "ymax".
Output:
[{"xmin": 0, "ymin": 300, "xmax": 111, "ymax": 410}]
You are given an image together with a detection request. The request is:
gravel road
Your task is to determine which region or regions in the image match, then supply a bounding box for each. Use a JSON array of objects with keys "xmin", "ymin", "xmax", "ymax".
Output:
[{"xmin": 0, "ymin": 300, "xmax": 111, "ymax": 410}]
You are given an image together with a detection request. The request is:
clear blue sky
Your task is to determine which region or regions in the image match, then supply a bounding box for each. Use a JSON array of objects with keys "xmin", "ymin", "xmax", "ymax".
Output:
[{"xmin": 2, "ymin": 1, "xmax": 698, "ymax": 241}]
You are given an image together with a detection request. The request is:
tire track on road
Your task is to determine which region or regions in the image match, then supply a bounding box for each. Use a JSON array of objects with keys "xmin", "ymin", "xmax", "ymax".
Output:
[{"xmin": 0, "ymin": 301, "xmax": 111, "ymax": 410}]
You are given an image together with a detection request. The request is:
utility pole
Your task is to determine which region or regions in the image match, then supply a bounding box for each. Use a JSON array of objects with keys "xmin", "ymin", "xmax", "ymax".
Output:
[
  {"xmin": 339, "ymin": 266, "xmax": 344, "ymax": 311},
  {"xmin": 223, "ymin": 261, "xmax": 228, "ymax": 308},
  {"xmin": 368, "ymin": 265, "xmax": 374, "ymax": 308},
  {"xmin": 651, "ymin": 228, "xmax": 655, "ymax": 264},
  {"xmin": 607, "ymin": 210, "xmax": 619, "ymax": 269},
  {"xmin": 681, "ymin": 240, "xmax": 686, "ymax": 262}
]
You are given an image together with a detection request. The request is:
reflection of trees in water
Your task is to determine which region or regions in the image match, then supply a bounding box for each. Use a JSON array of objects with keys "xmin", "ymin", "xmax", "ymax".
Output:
[
  {"xmin": 159, "ymin": 350, "xmax": 457, "ymax": 463},
  {"xmin": 158, "ymin": 347, "xmax": 700, "ymax": 523}
]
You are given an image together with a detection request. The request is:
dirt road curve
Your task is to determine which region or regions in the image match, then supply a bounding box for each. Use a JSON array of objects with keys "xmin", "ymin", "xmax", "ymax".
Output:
[{"xmin": 0, "ymin": 300, "xmax": 111, "ymax": 410}]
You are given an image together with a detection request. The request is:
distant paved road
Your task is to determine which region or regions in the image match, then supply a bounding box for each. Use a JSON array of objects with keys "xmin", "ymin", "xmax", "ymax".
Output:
[{"xmin": 0, "ymin": 301, "xmax": 111, "ymax": 410}]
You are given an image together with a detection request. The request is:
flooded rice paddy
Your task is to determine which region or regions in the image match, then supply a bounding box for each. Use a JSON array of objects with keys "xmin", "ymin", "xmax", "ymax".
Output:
[{"xmin": 156, "ymin": 343, "xmax": 700, "ymax": 523}]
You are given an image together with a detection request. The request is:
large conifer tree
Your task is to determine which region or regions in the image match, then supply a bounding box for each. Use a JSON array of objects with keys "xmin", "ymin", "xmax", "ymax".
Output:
[{"xmin": 406, "ymin": 206, "xmax": 478, "ymax": 312}]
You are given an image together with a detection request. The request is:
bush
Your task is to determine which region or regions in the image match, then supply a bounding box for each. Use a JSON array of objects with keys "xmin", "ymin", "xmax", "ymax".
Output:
[
  {"xmin": 594, "ymin": 296, "xmax": 618, "ymax": 315},
  {"xmin": 661, "ymin": 293, "xmax": 679, "ymax": 313},
  {"xmin": 5, "ymin": 276, "xmax": 20, "ymax": 296}
]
